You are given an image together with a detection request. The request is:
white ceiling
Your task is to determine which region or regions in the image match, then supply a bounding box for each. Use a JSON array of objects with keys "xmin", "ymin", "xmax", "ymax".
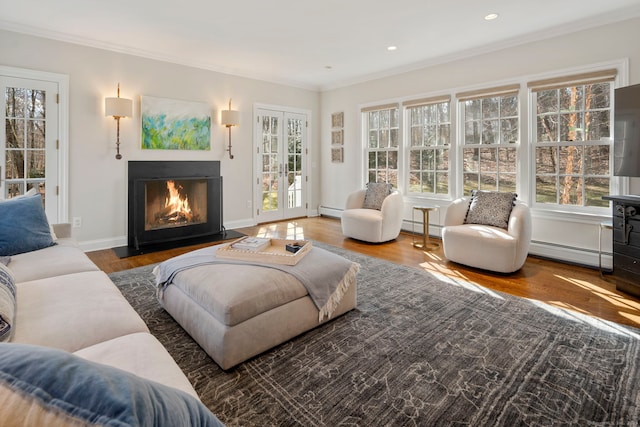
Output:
[{"xmin": 1, "ymin": 0, "xmax": 640, "ymax": 90}]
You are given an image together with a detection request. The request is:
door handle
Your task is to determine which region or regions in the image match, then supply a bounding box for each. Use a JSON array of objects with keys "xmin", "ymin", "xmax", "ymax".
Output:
[{"xmin": 278, "ymin": 163, "xmax": 283, "ymax": 177}]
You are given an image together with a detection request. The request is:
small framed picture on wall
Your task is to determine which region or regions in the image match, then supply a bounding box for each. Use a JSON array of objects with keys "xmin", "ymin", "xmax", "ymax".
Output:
[
  {"xmin": 331, "ymin": 129, "xmax": 343, "ymax": 145},
  {"xmin": 331, "ymin": 112, "xmax": 344, "ymax": 129},
  {"xmin": 331, "ymin": 147, "xmax": 344, "ymax": 163}
]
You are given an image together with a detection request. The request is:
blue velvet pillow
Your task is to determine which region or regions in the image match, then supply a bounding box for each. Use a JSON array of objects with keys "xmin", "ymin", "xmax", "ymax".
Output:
[
  {"xmin": 0, "ymin": 194, "xmax": 56, "ymax": 256},
  {"xmin": 0, "ymin": 343, "xmax": 225, "ymax": 426}
]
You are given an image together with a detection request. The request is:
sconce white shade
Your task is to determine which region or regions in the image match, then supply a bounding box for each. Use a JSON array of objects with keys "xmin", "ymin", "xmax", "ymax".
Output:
[
  {"xmin": 221, "ymin": 109, "xmax": 240, "ymax": 126},
  {"xmin": 105, "ymin": 97, "xmax": 133, "ymax": 118}
]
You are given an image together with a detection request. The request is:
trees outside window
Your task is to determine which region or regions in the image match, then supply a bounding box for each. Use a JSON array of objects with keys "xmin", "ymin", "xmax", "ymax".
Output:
[
  {"xmin": 532, "ymin": 78, "xmax": 613, "ymax": 208},
  {"xmin": 459, "ymin": 88, "xmax": 519, "ymax": 195},
  {"xmin": 364, "ymin": 105, "xmax": 399, "ymax": 187},
  {"xmin": 407, "ymin": 98, "xmax": 450, "ymax": 195}
]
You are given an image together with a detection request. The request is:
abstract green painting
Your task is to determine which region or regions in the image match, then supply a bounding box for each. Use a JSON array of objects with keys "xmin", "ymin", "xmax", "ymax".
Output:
[{"xmin": 141, "ymin": 96, "xmax": 211, "ymax": 150}]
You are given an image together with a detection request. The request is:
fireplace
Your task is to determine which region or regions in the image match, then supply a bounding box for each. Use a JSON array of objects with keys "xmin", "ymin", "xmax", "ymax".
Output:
[{"xmin": 127, "ymin": 161, "xmax": 223, "ymax": 250}]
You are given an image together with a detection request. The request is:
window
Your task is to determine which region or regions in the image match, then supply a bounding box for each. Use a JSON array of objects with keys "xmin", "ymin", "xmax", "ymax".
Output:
[
  {"xmin": 405, "ymin": 96, "xmax": 451, "ymax": 195},
  {"xmin": 363, "ymin": 104, "xmax": 399, "ymax": 187},
  {"xmin": 458, "ymin": 85, "xmax": 520, "ymax": 195},
  {"xmin": 529, "ymin": 69, "xmax": 615, "ymax": 208}
]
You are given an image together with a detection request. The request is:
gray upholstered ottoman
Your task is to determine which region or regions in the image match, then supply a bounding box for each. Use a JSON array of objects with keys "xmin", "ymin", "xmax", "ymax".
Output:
[{"xmin": 153, "ymin": 244, "xmax": 358, "ymax": 370}]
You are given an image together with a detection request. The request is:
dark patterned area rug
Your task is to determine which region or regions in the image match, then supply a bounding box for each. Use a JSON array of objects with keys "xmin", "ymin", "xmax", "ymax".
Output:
[{"xmin": 109, "ymin": 242, "xmax": 640, "ymax": 426}]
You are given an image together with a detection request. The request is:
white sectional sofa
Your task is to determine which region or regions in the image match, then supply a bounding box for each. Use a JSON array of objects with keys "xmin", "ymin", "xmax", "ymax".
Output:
[
  {"xmin": 10, "ymin": 223, "xmax": 200, "ymax": 394},
  {"xmin": 0, "ymin": 197, "xmax": 223, "ymax": 426}
]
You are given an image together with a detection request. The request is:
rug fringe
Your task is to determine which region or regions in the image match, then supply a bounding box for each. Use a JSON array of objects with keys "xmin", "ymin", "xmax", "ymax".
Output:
[{"xmin": 318, "ymin": 262, "xmax": 360, "ymax": 322}]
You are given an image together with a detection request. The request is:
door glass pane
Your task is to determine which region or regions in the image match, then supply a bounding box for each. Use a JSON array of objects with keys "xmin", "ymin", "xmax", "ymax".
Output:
[
  {"xmin": 6, "ymin": 150, "xmax": 24, "ymax": 179},
  {"xmin": 27, "ymin": 90, "xmax": 45, "ymax": 119},
  {"xmin": 260, "ymin": 115, "xmax": 281, "ymax": 213},
  {"xmin": 28, "ymin": 150, "xmax": 45, "ymax": 178},
  {"xmin": 28, "ymin": 120, "xmax": 45, "ymax": 149},
  {"xmin": 6, "ymin": 88, "xmax": 26, "ymax": 117},
  {"xmin": 6, "ymin": 182, "xmax": 24, "ymax": 198},
  {"xmin": 6, "ymin": 119, "xmax": 24, "ymax": 148}
]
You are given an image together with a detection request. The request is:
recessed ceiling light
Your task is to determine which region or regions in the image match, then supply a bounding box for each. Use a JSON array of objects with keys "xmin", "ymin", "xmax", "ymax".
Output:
[
  {"xmin": 325, "ymin": 65, "xmax": 333, "ymax": 70},
  {"xmin": 484, "ymin": 13, "xmax": 499, "ymax": 21},
  {"xmin": 387, "ymin": 46, "xmax": 397, "ymax": 51}
]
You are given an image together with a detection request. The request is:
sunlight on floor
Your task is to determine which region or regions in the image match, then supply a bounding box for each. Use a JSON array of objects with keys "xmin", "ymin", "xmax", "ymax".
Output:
[
  {"xmin": 530, "ymin": 299, "xmax": 640, "ymax": 338},
  {"xmin": 418, "ymin": 259, "xmax": 505, "ymax": 300},
  {"xmin": 414, "ymin": 258, "xmax": 640, "ymax": 328},
  {"xmin": 619, "ymin": 311, "xmax": 640, "ymax": 324},
  {"xmin": 545, "ymin": 300, "xmax": 591, "ymax": 316},
  {"xmin": 554, "ymin": 274, "xmax": 640, "ymax": 325},
  {"xmin": 555, "ymin": 274, "xmax": 640, "ymax": 309}
]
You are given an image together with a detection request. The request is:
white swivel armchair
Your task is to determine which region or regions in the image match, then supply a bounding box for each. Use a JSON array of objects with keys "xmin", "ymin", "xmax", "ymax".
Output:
[
  {"xmin": 341, "ymin": 189, "xmax": 404, "ymax": 243},
  {"xmin": 441, "ymin": 196, "xmax": 531, "ymax": 273}
]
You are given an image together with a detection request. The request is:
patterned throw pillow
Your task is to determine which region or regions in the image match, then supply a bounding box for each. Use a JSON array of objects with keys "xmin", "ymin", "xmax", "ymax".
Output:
[
  {"xmin": 464, "ymin": 190, "xmax": 517, "ymax": 229},
  {"xmin": 362, "ymin": 182, "xmax": 393, "ymax": 210},
  {"xmin": 0, "ymin": 263, "xmax": 16, "ymax": 342}
]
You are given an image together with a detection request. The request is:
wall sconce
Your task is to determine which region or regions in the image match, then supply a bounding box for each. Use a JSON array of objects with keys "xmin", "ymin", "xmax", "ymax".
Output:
[
  {"xmin": 220, "ymin": 98, "xmax": 240, "ymax": 159},
  {"xmin": 105, "ymin": 83, "xmax": 133, "ymax": 160}
]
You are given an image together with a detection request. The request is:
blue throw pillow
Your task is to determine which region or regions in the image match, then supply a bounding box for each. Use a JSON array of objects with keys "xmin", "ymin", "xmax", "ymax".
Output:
[
  {"xmin": 0, "ymin": 343, "xmax": 225, "ymax": 426},
  {"xmin": 0, "ymin": 194, "xmax": 56, "ymax": 256}
]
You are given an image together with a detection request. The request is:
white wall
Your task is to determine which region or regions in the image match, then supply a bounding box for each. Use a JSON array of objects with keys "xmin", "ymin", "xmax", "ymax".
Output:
[
  {"xmin": 0, "ymin": 29, "xmax": 320, "ymax": 250},
  {"xmin": 319, "ymin": 17, "xmax": 640, "ymax": 267}
]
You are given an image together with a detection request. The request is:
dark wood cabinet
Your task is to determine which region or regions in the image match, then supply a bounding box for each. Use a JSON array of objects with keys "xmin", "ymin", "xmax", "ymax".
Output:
[{"xmin": 603, "ymin": 195, "xmax": 640, "ymax": 297}]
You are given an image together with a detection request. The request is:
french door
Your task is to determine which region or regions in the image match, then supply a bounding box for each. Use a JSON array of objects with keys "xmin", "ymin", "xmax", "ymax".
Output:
[
  {"xmin": 255, "ymin": 108, "xmax": 308, "ymax": 223},
  {"xmin": 0, "ymin": 76, "xmax": 59, "ymax": 221}
]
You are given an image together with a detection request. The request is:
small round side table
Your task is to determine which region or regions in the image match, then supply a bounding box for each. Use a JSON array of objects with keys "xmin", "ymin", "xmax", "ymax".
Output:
[{"xmin": 412, "ymin": 205, "xmax": 439, "ymax": 251}]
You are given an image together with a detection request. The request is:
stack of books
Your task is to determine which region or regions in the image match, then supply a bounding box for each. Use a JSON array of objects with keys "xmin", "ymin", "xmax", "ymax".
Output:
[{"xmin": 231, "ymin": 237, "xmax": 271, "ymax": 252}]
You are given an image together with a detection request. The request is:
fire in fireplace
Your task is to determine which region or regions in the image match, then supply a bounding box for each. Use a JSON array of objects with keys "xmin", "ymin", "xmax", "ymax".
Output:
[{"xmin": 145, "ymin": 179, "xmax": 207, "ymax": 231}]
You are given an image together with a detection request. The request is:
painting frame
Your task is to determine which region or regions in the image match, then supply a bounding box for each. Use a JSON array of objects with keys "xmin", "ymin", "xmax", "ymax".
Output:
[{"xmin": 141, "ymin": 95, "xmax": 211, "ymax": 151}]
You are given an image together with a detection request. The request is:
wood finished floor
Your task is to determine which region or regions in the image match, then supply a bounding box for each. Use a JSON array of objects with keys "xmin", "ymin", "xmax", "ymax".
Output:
[{"xmin": 87, "ymin": 216, "xmax": 640, "ymax": 329}]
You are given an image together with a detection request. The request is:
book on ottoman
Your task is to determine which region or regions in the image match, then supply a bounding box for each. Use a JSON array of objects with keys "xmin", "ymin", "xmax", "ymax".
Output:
[{"xmin": 230, "ymin": 237, "xmax": 270, "ymax": 251}]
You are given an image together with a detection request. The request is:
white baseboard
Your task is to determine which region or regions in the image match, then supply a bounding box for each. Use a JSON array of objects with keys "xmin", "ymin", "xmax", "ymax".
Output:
[
  {"xmin": 79, "ymin": 236, "xmax": 127, "ymax": 252},
  {"xmin": 529, "ymin": 241, "xmax": 611, "ymax": 270},
  {"xmin": 224, "ymin": 218, "xmax": 255, "ymax": 229}
]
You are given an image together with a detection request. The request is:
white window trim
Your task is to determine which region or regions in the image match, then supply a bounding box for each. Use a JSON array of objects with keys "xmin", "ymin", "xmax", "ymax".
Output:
[
  {"xmin": 360, "ymin": 100, "xmax": 402, "ymax": 191},
  {"xmin": 404, "ymin": 99, "xmax": 453, "ymax": 198},
  {"xmin": 526, "ymin": 59, "xmax": 629, "ymax": 221},
  {"xmin": 457, "ymin": 92, "xmax": 521, "ymax": 197},
  {"xmin": 0, "ymin": 65, "xmax": 69, "ymax": 222}
]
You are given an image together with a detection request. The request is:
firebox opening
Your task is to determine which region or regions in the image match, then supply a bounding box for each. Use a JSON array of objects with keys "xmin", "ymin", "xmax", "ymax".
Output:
[{"xmin": 144, "ymin": 179, "xmax": 208, "ymax": 231}]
